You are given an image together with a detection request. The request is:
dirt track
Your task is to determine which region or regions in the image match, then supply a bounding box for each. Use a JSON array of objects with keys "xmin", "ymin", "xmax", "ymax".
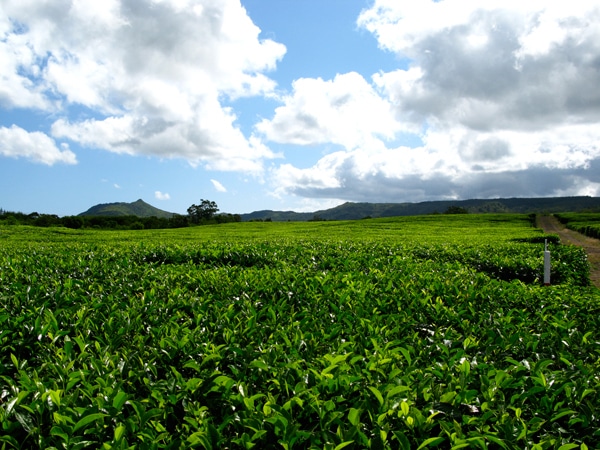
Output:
[{"xmin": 537, "ymin": 215, "xmax": 600, "ymax": 288}]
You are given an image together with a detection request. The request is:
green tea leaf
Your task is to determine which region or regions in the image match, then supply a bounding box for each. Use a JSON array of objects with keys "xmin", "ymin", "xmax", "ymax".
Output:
[
  {"xmin": 399, "ymin": 347, "xmax": 412, "ymax": 366},
  {"xmin": 400, "ymin": 401, "xmax": 409, "ymax": 417},
  {"xmin": 348, "ymin": 408, "xmax": 361, "ymax": 426},
  {"xmin": 551, "ymin": 410, "xmax": 577, "ymax": 422},
  {"xmin": 73, "ymin": 413, "xmax": 107, "ymax": 432},
  {"xmin": 580, "ymin": 389, "xmax": 595, "ymax": 401},
  {"xmin": 482, "ymin": 435, "xmax": 509, "ymax": 449},
  {"xmin": 114, "ymin": 425, "xmax": 126, "ymax": 441},
  {"xmin": 368, "ymin": 386, "xmax": 384, "ymax": 407},
  {"xmin": 386, "ymin": 385, "xmax": 411, "ymax": 399},
  {"xmin": 112, "ymin": 391, "xmax": 128, "ymax": 410},
  {"xmin": 416, "ymin": 436, "xmax": 445, "ymax": 449},
  {"xmin": 49, "ymin": 389, "xmax": 62, "ymax": 408}
]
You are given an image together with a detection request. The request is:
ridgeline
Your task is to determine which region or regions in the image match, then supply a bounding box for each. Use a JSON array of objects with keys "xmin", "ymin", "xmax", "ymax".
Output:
[
  {"xmin": 78, "ymin": 199, "xmax": 174, "ymax": 218},
  {"xmin": 240, "ymin": 196, "xmax": 600, "ymax": 221}
]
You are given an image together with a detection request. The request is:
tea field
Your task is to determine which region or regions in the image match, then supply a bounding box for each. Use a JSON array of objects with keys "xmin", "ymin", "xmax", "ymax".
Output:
[
  {"xmin": 1, "ymin": 214, "xmax": 599, "ymax": 449},
  {"xmin": 556, "ymin": 213, "xmax": 600, "ymax": 241}
]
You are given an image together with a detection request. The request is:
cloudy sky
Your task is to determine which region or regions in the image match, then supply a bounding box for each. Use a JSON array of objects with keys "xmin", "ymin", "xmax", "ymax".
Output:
[{"xmin": 2, "ymin": 0, "xmax": 600, "ymax": 216}]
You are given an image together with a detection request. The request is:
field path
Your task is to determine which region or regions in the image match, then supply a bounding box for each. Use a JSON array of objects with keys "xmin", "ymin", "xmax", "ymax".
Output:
[{"xmin": 537, "ymin": 215, "xmax": 600, "ymax": 288}]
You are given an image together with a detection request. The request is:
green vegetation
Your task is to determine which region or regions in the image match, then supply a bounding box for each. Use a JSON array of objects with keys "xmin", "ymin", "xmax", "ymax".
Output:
[
  {"xmin": 0, "ymin": 200, "xmax": 241, "ymax": 230},
  {"xmin": 556, "ymin": 213, "xmax": 600, "ymax": 240},
  {"xmin": 78, "ymin": 199, "xmax": 175, "ymax": 219},
  {"xmin": 187, "ymin": 200, "xmax": 220, "ymax": 224},
  {"xmin": 240, "ymin": 196, "xmax": 600, "ymax": 221},
  {"xmin": 1, "ymin": 215, "xmax": 598, "ymax": 449}
]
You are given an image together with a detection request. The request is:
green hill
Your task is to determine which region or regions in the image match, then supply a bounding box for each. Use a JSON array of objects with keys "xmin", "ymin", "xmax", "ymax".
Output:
[
  {"xmin": 79, "ymin": 199, "xmax": 174, "ymax": 218},
  {"xmin": 240, "ymin": 196, "xmax": 600, "ymax": 221}
]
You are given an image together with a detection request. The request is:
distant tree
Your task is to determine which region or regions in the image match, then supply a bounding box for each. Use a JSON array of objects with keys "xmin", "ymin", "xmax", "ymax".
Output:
[
  {"xmin": 3, "ymin": 215, "xmax": 18, "ymax": 225},
  {"xmin": 34, "ymin": 214, "xmax": 61, "ymax": 227},
  {"xmin": 187, "ymin": 199, "xmax": 219, "ymax": 224},
  {"xmin": 444, "ymin": 206, "xmax": 469, "ymax": 214},
  {"xmin": 215, "ymin": 213, "xmax": 242, "ymax": 224},
  {"xmin": 63, "ymin": 216, "xmax": 84, "ymax": 229},
  {"xmin": 169, "ymin": 214, "xmax": 189, "ymax": 228}
]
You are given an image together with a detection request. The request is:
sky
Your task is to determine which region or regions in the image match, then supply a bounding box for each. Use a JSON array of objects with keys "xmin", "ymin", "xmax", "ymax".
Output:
[{"xmin": 1, "ymin": 0, "xmax": 600, "ymax": 216}]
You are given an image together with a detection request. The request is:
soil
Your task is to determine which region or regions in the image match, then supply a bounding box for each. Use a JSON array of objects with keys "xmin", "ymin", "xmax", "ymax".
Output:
[{"xmin": 536, "ymin": 215, "xmax": 600, "ymax": 288}]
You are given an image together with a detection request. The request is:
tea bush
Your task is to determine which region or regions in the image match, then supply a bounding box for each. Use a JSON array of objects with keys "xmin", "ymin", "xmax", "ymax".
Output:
[{"xmin": 1, "ymin": 215, "xmax": 597, "ymax": 449}]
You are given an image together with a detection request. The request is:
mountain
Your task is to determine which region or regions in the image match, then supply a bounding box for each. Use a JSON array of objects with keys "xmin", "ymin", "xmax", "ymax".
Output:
[
  {"xmin": 78, "ymin": 199, "xmax": 175, "ymax": 218},
  {"xmin": 77, "ymin": 196, "xmax": 600, "ymax": 222},
  {"xmin": 240, "ymin": 196, "xmax": 600, "ymax": 221}
]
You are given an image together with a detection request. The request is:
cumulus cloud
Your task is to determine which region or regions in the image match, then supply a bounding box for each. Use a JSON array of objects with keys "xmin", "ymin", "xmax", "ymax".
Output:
[
  {"xmin": 273, "ymin": 147, "xmax": 600, "ymax": 205},
  {"xmin": 155, "ymin": 191, "xmax": 171, "ymax": 200},
  {"xmin": 363, "ymin": 1, "xmax": 600, "ymax": 131},
  {"xmin": 256, "ymin": 72, "xmax": 403, "ymax": 149},
  {"xmin": 0, "ymin": 125, "xmax": 77, "ymax": 165},
  {"xmin": 263, "ymin": 1, "xmax": 600, "ymax": 203},
  {"xmin": 211, "ymin": 179, "xmax": 227, "ymax": 192},
  {"xmin": 1, "ymin": 0, "xmax": 285, "ymax": 171}
]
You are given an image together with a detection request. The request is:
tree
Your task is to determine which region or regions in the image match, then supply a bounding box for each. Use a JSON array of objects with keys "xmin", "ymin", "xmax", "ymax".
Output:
[
  {"xmin": 63, "ymin": 216, "xmax": 84, "ymax": 229},
  {"xmin": 187, "ymin": 199, "xmax": 219, "ymax": 224},
  {"xmin": 169, "ymin": 214, "xmax": 190, "ymax": 228},
  {"xmin": 444, "ymin": 206, "xmax": 469, "ymax": 214}
]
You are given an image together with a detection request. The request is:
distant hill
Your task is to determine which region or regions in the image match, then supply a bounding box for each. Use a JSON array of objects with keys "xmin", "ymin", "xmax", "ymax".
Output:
[
  {"xmin": 240, "ymin": 196, "xmax": 600, "ymax": 221},
  {"xmin": 79, "ymin": 199, "xmax": 174, "ymax": 218}
]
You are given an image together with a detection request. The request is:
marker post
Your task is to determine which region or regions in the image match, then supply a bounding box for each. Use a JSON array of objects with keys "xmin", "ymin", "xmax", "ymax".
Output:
[{"xmin": 544, "ymin": 239, "xmax": 551, "ymax": 286}]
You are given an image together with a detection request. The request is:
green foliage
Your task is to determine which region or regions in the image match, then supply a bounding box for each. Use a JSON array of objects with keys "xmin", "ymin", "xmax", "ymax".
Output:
[
  {"xmin": 188, "ymin": 199, "xmax": 219, "ymax": 224},
  {"xmin": 444, "ymin": 206, "xmax": 469, "ymax": 214},
  {"xmin": 241, "ymin": 196, "xmax": 600, "ymax": 221},
  {"xmin": 0, "ymin": 210, "xmax": 192, "ymax": 230},
  {"xmin": 79, "ymin": 198, "xmax": 174, "ymax": 218},
  {"xmin": 556, "ymin": 213, "xmax": 600, "ymax": 240},
  {"xmin": 8, "ymin": 212, "xmax": 242, "ymax": 230},
  {"xmin": 0, "ymin": 215, "xmax": 597, "ymax": 448},
  {"xmin": 62, "ymin": 216, "xmax": 84, "ymax": 229}
]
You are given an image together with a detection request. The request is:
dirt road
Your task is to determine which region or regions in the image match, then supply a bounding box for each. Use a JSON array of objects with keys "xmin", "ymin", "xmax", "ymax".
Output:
[{"xmin": 537, "ymin": 215, "xmax": 600, "ymax": 288}]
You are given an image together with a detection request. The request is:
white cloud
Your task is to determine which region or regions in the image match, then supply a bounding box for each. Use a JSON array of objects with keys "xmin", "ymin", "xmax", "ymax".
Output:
[
  {"xmin": 211, "ymin": 179, "xmax": 227, "ymax": 192},
  {"xmin": 155, "ymin": 191, "xmax": 171, "ymax": 200},
  {"xmin": 0, "ymin": 125, "xmax": 76, "ymax": 165},
  {"xmin": 0, "ymin": 10, "xmax": 52, "ymax": 110},
  {"xmin": 359, "ymin": 1, "xmax": 600, "ymax": 131},
  {"xmin": 257, "ymin": 72, "xmax": 403, "ymax": 150},
  {"xmin": 1, "ymin": 0, "xmax": 286, "ymax": 171},
  {"xmin": 265, "ymin": 1, "xmax": 600, "ymax": 203},
  {"xmin": 114, "ymin": 184, "xmax": 121, "ymax": 189}
]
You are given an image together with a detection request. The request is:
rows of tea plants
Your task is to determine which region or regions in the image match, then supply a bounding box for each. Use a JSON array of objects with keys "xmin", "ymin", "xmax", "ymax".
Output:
[
  {"xmin": 1, "ymin": 215, "xmax": 598, "ymax": 448},
  {"xmin": 0, "ymin": 213, "xmax": 543, "ymax": 245},
  {"xmin": 556, "ymin": 213, "xmax": 600, "ymax": 240}
]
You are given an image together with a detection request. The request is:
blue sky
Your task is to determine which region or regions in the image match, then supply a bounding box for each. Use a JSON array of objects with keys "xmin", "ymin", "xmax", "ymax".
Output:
[{"xmin": 2, "ymin": 1, "xmax": 600, "ymax": 216}]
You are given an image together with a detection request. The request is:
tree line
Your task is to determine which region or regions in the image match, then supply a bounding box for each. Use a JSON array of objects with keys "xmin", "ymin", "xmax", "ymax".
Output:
[{"xmin": 0, "ymin": 200, "xmax": 240, "ymax": 230}]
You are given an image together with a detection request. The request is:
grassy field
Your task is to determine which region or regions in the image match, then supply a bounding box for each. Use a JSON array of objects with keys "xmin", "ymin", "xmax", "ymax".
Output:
[{"xmin": 1, "ymin": 215, "xmax": 599, "ymax": 449}]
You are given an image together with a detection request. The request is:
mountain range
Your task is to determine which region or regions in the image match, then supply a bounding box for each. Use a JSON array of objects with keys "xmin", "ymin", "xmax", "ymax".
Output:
[
  {"xmin": 240, "ymin": 196, "xmax": 600, "ymax": 221},
  {"xmin": 78, "ymin": 196, "xmax": 600, "ymax": 221}
]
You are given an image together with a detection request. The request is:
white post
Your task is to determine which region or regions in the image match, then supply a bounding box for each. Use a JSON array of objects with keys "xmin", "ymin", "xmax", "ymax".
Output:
[{"xmin": 544, "ymin": 239, "xmax": 551, "ymax": 286}]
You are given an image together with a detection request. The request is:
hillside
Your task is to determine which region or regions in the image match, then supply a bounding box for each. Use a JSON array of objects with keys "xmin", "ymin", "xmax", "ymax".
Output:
[
  {"xmin": 78, "ymin": 199, "xmax": 174, "ymax": 218},
  {"xmin": 240, "ymin": 196, "xmax": 600, "ymax": 221}
]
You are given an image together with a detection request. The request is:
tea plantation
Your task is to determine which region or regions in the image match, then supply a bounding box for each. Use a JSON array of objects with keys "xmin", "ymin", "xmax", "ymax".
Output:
[{"xmin": 1, "ymin": 215, "xmax": 598, "ymax": 449}]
